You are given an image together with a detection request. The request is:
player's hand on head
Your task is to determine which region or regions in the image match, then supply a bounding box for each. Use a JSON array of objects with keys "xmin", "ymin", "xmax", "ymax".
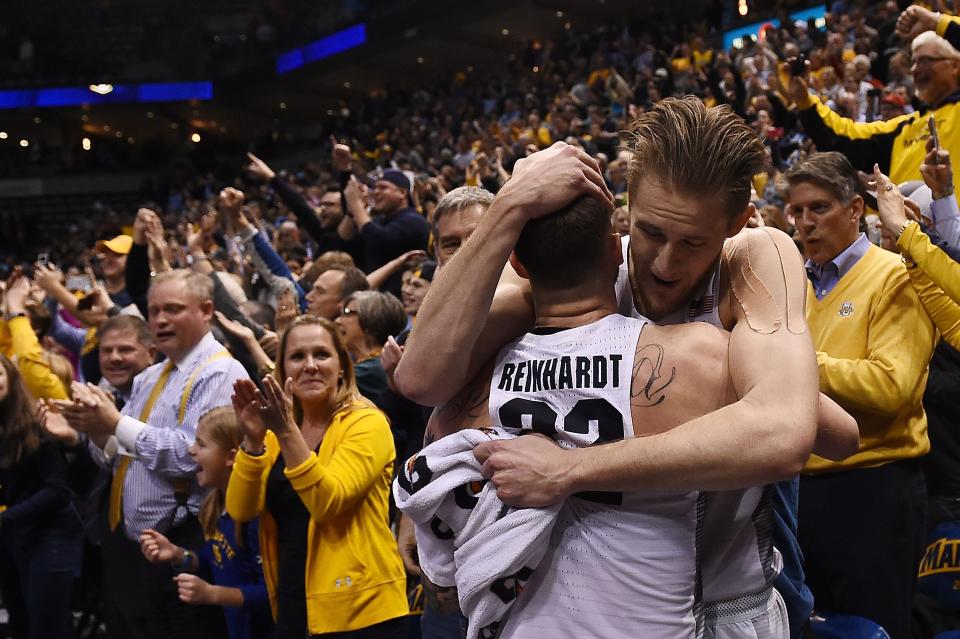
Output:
[{"xmin": 497, "ymin": 142, "xmax": 614, "ymax": 222}]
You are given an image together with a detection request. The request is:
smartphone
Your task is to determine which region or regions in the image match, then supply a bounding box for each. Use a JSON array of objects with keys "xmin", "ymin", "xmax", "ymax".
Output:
[
  {"xmin": 65, "ymin": 275, "xmax": 92, "ymax": 292},
  {"xmin": 928, "ymin": 115, "xmax": 941, "ymax": 160},
  {"xmin": 37, "ymin": 253, "xmax": 49, "ymax": 267},
  {"xmin": 789, "ymin": 55, "xmax": 807, "ymax": 77}
]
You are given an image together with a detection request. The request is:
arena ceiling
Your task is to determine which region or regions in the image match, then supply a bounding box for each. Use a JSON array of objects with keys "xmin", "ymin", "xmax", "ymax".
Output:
[{"xmin": 1, "ymin": 0, "xmax": 712, "ymax": 165}]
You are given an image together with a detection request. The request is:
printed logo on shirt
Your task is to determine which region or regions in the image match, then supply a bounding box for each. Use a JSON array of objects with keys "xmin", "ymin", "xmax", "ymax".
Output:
[
  {"xmin": 839, "ymin": 301, "xmax": 854, "ymax": 317},
  {"xmin": 210, "ymin": 529, "xmax": 236, "ymax": 568}
]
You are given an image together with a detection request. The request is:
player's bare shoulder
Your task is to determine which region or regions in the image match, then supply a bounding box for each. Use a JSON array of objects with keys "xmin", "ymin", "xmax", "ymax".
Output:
[
  {"xmin": 719, "ymin": 227, "xmax": 807, "ymax": 335},
  {"xmin": 631, "ymin": 323, "xmax": 733, "ymax": 435}
]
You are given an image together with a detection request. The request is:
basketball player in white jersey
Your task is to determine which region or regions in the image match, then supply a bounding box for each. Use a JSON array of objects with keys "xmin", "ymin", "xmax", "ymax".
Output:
[{"xmin": 397, "ymin": 97, "xmax": 858, "ymax": 638}]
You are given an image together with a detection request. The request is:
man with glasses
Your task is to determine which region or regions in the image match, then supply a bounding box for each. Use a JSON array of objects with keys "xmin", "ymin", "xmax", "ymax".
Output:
[{"xmin": 785, "ymin": 22, "xmax": 960, "ymax": 195}]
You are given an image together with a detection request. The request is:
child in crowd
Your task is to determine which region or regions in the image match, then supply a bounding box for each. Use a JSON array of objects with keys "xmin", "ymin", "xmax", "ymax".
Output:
[{"xmin": 140, "ymin": 406, "xmax": 273, "ymax": 639}]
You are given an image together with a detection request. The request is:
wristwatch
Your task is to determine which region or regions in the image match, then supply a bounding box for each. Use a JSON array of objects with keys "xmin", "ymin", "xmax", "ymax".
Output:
[{"xmin": 4, "ymin": 312, "xmax": 26, "ymax": 322}]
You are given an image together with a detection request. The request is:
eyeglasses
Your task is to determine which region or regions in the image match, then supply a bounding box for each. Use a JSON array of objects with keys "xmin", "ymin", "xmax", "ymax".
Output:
[{"xmin": 911, "ymin": 55, "xmax": 952, "ymax": 68}]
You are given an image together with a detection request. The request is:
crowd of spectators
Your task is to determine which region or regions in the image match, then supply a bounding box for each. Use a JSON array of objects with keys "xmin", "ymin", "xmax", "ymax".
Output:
[{"xmin": 4, "ymin": 0, "xmax": 960, "ymax": 638}]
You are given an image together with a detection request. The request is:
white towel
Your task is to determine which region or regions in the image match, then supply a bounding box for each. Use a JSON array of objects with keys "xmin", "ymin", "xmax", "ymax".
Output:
[{"xmin": 393, "ymin": 427, "xmax": 561, "ymax": 639}]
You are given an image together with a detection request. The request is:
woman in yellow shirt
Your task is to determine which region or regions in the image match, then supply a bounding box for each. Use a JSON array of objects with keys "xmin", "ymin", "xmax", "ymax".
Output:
[{"xmin": 227, "ymin": 315, "xmax": 407, "ymax": 638}]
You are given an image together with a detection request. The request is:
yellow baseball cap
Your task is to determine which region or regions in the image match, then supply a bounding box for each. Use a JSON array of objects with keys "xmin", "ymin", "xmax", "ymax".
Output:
[{"xmin": 96, "ymin": 234, "xmax": 133, "ymax": 255}]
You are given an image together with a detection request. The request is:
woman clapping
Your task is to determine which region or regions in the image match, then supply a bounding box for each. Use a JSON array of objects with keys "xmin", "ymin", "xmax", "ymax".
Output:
[{"xmin": 226, "ymin": 315, "xmax": 407, "ymax": 638}]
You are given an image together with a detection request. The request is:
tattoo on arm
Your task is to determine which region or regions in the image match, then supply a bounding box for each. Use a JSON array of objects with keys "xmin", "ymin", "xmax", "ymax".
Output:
[{"xmin": 631, "ymin": 343, "xmax": 677, "ymax": 407}]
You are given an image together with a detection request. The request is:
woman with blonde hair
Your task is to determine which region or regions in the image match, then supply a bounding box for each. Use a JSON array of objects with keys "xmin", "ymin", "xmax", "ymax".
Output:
[{"xmin": 227, "ymin": 315, "xmax": 407, "ymax": 638}]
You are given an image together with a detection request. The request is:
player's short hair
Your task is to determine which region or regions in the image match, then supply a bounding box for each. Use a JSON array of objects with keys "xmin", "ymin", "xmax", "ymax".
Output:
[
  {"xmin": 514, "ymin": 195, "xmax": 612, "ymax": 288},
  {"xmin": 626, "ymin": 96, "xmax": 767, "ymax": 218}
]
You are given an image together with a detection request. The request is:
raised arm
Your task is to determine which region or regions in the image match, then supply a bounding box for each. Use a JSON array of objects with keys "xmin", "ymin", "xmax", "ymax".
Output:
[
  {"xmin": 783, "ymin": 64, "xmax": 904, "ymax": 176},
  {"xmin": 395, "ymin": 143, "xmax": 612, "ymax": 405}
]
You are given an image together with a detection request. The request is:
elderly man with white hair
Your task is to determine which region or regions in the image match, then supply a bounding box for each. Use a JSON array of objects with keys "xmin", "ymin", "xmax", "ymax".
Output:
[{"xmin": 785, "ymin": 14, "xmax": 960, "ymax": 195}]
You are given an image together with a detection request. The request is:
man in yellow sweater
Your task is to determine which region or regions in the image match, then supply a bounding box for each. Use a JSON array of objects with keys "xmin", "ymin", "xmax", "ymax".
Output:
[{"xmin": 786, "ymin": 152, "xmax": 936, "ymax": 639}]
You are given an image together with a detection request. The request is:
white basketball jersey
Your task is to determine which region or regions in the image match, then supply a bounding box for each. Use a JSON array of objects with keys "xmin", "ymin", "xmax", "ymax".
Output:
[
  {"xmin": 489, "ymin": 314, "xmax": 701, "ymax": 639},
  {"xmin": 615, "ymin": 234, "xmax": 778, "ymax": 604}
]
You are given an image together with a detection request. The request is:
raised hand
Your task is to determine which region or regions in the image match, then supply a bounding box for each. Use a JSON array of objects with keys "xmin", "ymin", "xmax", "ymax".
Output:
[
  {"xmin": 144, "ymin": 214, "xmax": 166, "ymax": 249},
  {"xmin": 140, "ymin": 529, "xmax": 181, "ymax": 564},
  {"xmin": 133, "ymin": 208, "xmax": 158, "ymax": 245},
  {"xmin": 920, "ymin": 136, "xmax": 954, "ymax": 200},
  {"xmin": 245, "ymin": 152, "xmax": 276, "ymax": 182},
  {"xmin": 896, "ymin": 5, "xmax": 939, "ymax": 41},
  {"xmin": 781, "ymin": 60, "xmax": 812, "ymax": 107},
  {"xmin": 274, "ymin": 287, "xmax": 298, "ymax": 335},
  {"xmin": 215, "ymin": 310, "xmax": 255, "ymax": 344},
  {"xmin": 218, "ymin": 187, "xmax": 245, "ymax": 212},
  {"xmin": 496, "ymin": 141, "xmax": 613, "ymax": 222},
  {"xmin": 73, "ymin": 288, "xmax": 113, "ymax": 328},
  {"xmin": 4, "ymin": 276, "xmax": 31, "ymax": 315},
  {"xmin": 33, "ymin": 263, "xmax": 64, "ymax": 293},
  {"xmin": 870, "ymin": 163, "xmax": 910, "ymax": 236},
  {"xmin": 39, "ymin": 400, "xmax": 80, "ymax": 446},
  {"xmin": 232, "ymin": 378, "xmax": 269, "ymax": 450},
  {"xmin": 343, "ymin": 175, "xmax": 368, "ymax": 210},
  {"xmin": 331, "ymin": 135, "xmax": 353, "ymax": 172},
  {"xmin": 382, "ymin": 335, "xmax": 403, "ymax": 392},
  {"xmin": 262, "ymin": 374, "xmax": 297, "ymax": 435},
  {"xmin": 58, "ymin": 382, "xmax": 121, "ymax": 435},
  {"xmin": 258, "ymin": 330, "xmax": 279, "ymax": 360}
]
